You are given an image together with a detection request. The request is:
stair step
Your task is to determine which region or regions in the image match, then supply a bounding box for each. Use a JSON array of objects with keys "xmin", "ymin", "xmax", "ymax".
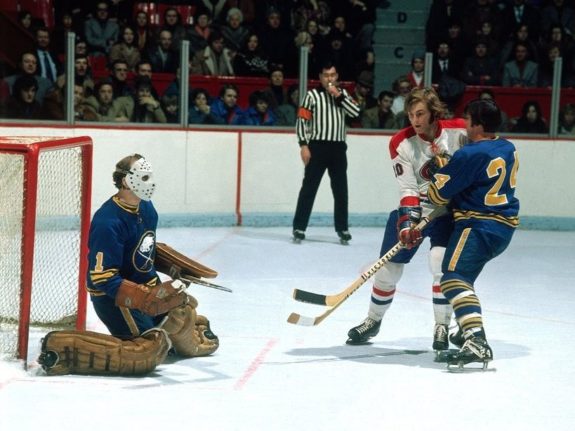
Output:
[
  {"xmin": 374, "ymin": 26, "xmax": 425, "ymax": 45},
  {"xmin": 377, "ymin": 9, "xmax": 428, "ymax": 27}
]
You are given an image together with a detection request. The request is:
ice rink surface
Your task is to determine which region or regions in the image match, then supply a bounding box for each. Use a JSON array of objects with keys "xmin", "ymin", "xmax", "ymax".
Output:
[{"xmin": 1, "ymin": 226, "xmax": 574, "ymax": 431}]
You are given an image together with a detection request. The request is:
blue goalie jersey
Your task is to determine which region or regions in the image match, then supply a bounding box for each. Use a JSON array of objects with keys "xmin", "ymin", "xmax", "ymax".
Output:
[
  {"xmin": 428, "ymin": 137, "xmax": 520, "ymax": 229},
  {"xmin": 86, "ymin": 196, "xmax": 160, "ymax": 298}
]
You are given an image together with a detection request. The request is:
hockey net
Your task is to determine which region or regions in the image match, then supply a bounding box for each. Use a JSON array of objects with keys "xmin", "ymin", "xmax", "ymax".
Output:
[{"xmin": 0, "ymin": 136, "xmax": 92, "ymax": 363}]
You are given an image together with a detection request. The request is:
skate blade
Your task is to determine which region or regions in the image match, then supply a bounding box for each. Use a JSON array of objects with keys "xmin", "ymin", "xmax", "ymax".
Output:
[
  {"xmin": 292, "ymin": 238, "xmax": 302, "ymax": 244},
  {"xmin": 446, "ymin": 361, "xmax": 496, "ymax": 373},
  {"xmin": 340, "ymin": 240, "xmax": 349, "ymax": 245},
  {"xmin": 345, "ymin": 338, "xmax": 374, "ymax": 346}
]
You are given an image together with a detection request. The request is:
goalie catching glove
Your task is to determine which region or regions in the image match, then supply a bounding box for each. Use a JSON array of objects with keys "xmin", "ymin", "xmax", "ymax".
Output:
[
  {"xmin": 115, "ymin": 279, "xmax": 189, "ymax": 316},
  {"xmin": 397, "ymin": 205, "xmax": 423, "ymax": 249}
]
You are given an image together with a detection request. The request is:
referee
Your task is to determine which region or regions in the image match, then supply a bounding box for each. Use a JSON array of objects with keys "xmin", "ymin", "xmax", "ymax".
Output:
[{"xmin": 292, "ymin": 61, "xmax": 360, "ymax": 243}]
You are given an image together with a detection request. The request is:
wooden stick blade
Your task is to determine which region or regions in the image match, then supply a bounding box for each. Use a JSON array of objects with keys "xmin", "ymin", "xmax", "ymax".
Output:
[{"xmin": 287, "ymin": 312, "xmax": 316, "ymax": 326}]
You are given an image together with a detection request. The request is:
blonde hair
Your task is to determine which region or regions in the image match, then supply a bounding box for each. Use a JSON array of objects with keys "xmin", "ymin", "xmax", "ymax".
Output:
[{"xmin": 404, "ymin": 87, "xmax": 446, "ymax": 120}]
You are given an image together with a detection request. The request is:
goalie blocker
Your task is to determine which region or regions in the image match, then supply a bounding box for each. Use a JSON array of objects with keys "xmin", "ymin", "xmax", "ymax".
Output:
[{"xmin": 155, "ymin": 242, "xmax": 218, "ymax": 279}]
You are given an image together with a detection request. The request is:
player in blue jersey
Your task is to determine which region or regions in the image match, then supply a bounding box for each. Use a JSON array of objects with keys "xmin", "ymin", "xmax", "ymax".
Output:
[
  {"xmin": 39, "ymin": 154, "xmax": 218, "ymax": 376},
  {"xmin": 426, "ymin": 98, "xmax": 520, "ymax": 367}
]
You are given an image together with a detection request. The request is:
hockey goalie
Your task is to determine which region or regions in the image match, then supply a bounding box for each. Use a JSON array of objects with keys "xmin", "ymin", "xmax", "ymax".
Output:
[{"xmin": 38, "ymin": 154, "xmax": 219, "ymax": 376}]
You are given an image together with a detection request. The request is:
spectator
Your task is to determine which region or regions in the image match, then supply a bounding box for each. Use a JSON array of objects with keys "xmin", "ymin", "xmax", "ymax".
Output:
[
  {"xmin": 352, "ymin": 70, "xmax": 377, "ymax": 114},
  {"xmin": 52, "ymin": 11, "xmax": 85, "ymax": 56},
  {"xmin": 276, "ymin": 84, "xmax": 299, "ymax": 126},
  {"xmin": 538, "ymin": 43, "xmax": 575, "ymax": 87},
  {"xmin": 306, "ymin": 18, "xmax": 328, "ymax": 51},
  {"xmin": 407, "ymin": 50, "xmax": 425, "ymax": 89},
  {"xmin": 321, "ymin": 29, "xmax": 355, "ymax": 81},
  {"xmin": 476, "ymin": 19, "xmax": 500, "ymax": 55},
  {"xmin": 161, "ymin": 94, "xmax": 179, "ymax": 124},
  {"xmin": 330, "ymin": 15, "xmax": 354, "ymax": 42},
  {"xmin": 75, "ymin": 38, "xmax": 89, "ymax": 57},
  {"xmin": 502, "ymin": 41, "xmax": 538, "ymax": 87},
  {"xmin": 221, "ymin": 7, "xmax": 250, "ymax": 53},
  {"xmin": 444, "ymin": 18, "xmax": 472, "ymax": 62},
  {"xmin": 133, "ymin": 11, "xmax": 155, "ymax": 53},
  {"xmin": 461, "ymin": 0, "xmax": 503, "ymax": 44},
  {"xmin": 511, "ymin": 100, "xmax": 548, "ymax": 134},
  {"xmin": 225, "ymin": 0, "xmax": 256, "ymax": 27},
  {"xmin": 131, "ymin": 77, "xmax": 167, "ymax": 124},
  {"xmin": 0, "ymin": 75, "xmax": 44, "ymax": 119},
  {"xmin": 187, "ymin": 8, "xmax": 212, "ymax": 53},
  {"xmin": 461, "ymin": 39, "xmax": 499, "ymax": 86},
  {"xmin": 190, "ymin": 30, "xmax": 235, "ymax": 76},
  {"xmin": 390, "ymin": 75, "xmax": 412, "ymax": 120},
  {"xmin": 233, "ymin": 32, "xmax": 269, "ymax": 77},
  {"xmin": 262, "ymin": 67, "xmax": 287, "ymax": 109},
  {"xmin": 17, "ymin": 10, "xmax": 34, "ymax": 36},
  {"xmin": 73, "ymin": 84, "xmax": 98, "ymax": 121},
  {"xmin": 478, "ymin": 88, "xmax": 510, "ymax": 131},
  {"xmin": 499, "ymin": 24, "xmax": 539, "ymax": 72},
  {"xmin": 74, "ymin": 54, "xmax": 95, "ymax": 97},
  {"xmin": 147, "ymin": 29, "xmax": 179, "ymax": 74},
  {"xmin": 109, "ymin": 60, "xmax": 134, "ymax": 98},
  {"xmin": 431, "ymin": 41, "xmax": 462, "ymax": 84},
  {"xmin": 541, "ymin": 0, "xmax": 575, "ymax": 38},
  {"xmin": 189, "ymin": 87, "xmax": 224, "ymax": 125},
  {"xmin": 244, "ymin": 90, "xmax": 277, "ymax": 125},
  {"xmin": 500, "ymin": 0, "xmax": 540, "ymax": 43},
  {"xmin": 292, "ymin": 0, "xmax": 332, "ymax": 33},
  {"xmin": 160, "ymin": 7, "xmax": 189, "ymax": 52},
  {"xmin": 425, "ymin": 0, "xmax": 466, "ymax": 51},
  {"xmin": 84, "ymin": 79, "xmax": 133, "ymax": 122},
  {"xmin": 538, "ymin": 24, "xmax": 575, "ymax": 69},
  {"xmin": 3, "ymin": 52, "xmax": 54, "ymax": 106},
  {"xmin": 294, "ymin": 30, "xmax": 322, "ymax": 78},
  {"xmin": 210, "ymin": 84, "xmax": 246, "ymax": 125},
  {"xmin": 558, "ymin": 103, "xmax": 575, "ymax": 135},
  {"xmin": 258, "ymin": 8, "xmax": 296, "ymax": 76},
  {"xmin": 361, "ymin": 90, "xmax": 399, "ymax": 129},
  {"xmin": 109, "ymin": 25, "xmax": 141, "ymax": 72},
  {"xmin": 35, "ymin": 27, "xmax": 63, "ymax": 84},
  {"xmin": 135, "ymin": 60, "xmax": 159, "ymax": 99},
  {"xmin": 84, "ymin": 1, "xmax": 119, "ymax": 56}
]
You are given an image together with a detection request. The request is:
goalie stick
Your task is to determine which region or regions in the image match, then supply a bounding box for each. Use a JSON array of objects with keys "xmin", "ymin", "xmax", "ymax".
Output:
[
  {"xmin": 179, "ymin": 275, "xmax": 233, "ymax": 293},
  {"xmin": 287, "ymin": 206, "xmax": 447, "ymax": 326}
]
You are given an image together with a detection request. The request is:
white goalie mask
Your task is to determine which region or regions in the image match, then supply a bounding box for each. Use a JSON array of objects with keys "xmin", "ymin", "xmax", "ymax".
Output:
[{"xmin": 125, "ymin": 157, "xmax": 156, "ymax": 201}]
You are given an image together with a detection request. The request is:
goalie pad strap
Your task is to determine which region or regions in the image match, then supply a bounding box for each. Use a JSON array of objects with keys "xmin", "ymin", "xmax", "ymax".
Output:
[
  {"xmin": 38, "ymin": 329, "xmax": 171, "ymax": 376},
  {"xmin": 155, "ymin": 242, "xmax": 218, "ymax": 279}
]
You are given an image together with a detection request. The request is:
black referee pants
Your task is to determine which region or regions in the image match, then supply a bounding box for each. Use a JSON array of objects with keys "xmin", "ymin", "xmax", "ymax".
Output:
[{"xmin": 293, "ymin": 140, "xmax": 348, "ymax": 232}]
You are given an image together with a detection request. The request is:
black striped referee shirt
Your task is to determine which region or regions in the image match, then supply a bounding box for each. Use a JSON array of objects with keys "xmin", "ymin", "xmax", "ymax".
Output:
[{"xmin": 296, "ymin": 86, "xmax": 360, "ymax": 146}]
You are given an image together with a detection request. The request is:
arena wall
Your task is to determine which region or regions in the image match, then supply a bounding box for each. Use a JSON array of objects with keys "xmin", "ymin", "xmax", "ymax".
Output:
[{"xmin": 1, "ymin": 125, "xmax": 573, "ymax": 230}]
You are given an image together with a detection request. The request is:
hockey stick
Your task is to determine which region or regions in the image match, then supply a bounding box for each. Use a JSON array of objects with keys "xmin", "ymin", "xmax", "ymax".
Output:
[
  {"xmin": 287, "ymin": 206, "xmax": 447, "ymax": 326},
  {"xmin": 179, "ymin": 275, "xmax": 233, "ymax": 293}
]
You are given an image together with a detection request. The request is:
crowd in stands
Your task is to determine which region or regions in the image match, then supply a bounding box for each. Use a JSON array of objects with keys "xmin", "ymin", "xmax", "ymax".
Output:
[{"xmin": 1, "ymin": 0, "xmax": 575, "ymax": 135}]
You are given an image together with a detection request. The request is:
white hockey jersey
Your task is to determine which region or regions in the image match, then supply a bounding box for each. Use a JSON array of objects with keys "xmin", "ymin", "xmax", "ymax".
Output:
[{"xmin": 389, "ymin": 118, "xmax": 468, "ymax": 215}]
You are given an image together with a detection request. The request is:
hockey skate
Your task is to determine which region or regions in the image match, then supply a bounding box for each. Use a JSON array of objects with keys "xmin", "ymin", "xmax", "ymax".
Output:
[
  {"xmin": 432, "ymin": 324, "xmax": 449, "ymax": 351},
  {"xmin": 449, "ymin": 326, "xmax": 465, "ymax": 348},
  {"xmin": 346, "ymin": 317, "xmax": 381, "ymax": 345},
  {"xmin": 337, "ymin": 230, "xmax": 352, "ymax": 245},
  {"xmin": 292, "ymin": 229, "xmax": 305, "ymax": 243},
  {"xmin": 446, "ymin": 336, "xmax": 493, "ymax": 371}
]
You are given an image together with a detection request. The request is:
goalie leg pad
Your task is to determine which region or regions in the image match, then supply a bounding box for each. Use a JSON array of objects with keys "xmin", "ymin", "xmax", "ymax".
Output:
[
  {"xmin": 38, "ymin": 328, "xmax": 171, "ymax": 376},
  {"xmin": 162, "ymin": 304, "xmax": 219, "ymax": 357}
]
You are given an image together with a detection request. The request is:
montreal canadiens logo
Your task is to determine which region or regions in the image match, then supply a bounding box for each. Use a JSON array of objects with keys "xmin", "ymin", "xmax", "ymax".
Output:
[
  {"xmin": 420, "ymin": 160, "xmax": 434, "ymax": 181},
  {"xmin": 133, "ymin": 231, "xmax": 155, "ymax": 272}
]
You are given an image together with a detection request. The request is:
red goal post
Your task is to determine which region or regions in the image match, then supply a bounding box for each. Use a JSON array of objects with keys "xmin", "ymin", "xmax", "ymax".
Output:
[{"xmin": 0, "ymin": 136, "xmax": 93, "ymax": 363}]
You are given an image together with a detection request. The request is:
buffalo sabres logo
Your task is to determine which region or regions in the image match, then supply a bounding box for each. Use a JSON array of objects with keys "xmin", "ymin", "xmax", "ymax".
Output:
[{"xmin": 133, "ymin": 231, "xmax": 156, "ymax": 272}]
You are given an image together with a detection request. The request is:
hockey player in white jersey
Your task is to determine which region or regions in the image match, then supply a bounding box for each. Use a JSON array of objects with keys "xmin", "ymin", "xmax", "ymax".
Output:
[{"xmin": 347, "ymin": 87, "xmax": 468, "ymax": 350}]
